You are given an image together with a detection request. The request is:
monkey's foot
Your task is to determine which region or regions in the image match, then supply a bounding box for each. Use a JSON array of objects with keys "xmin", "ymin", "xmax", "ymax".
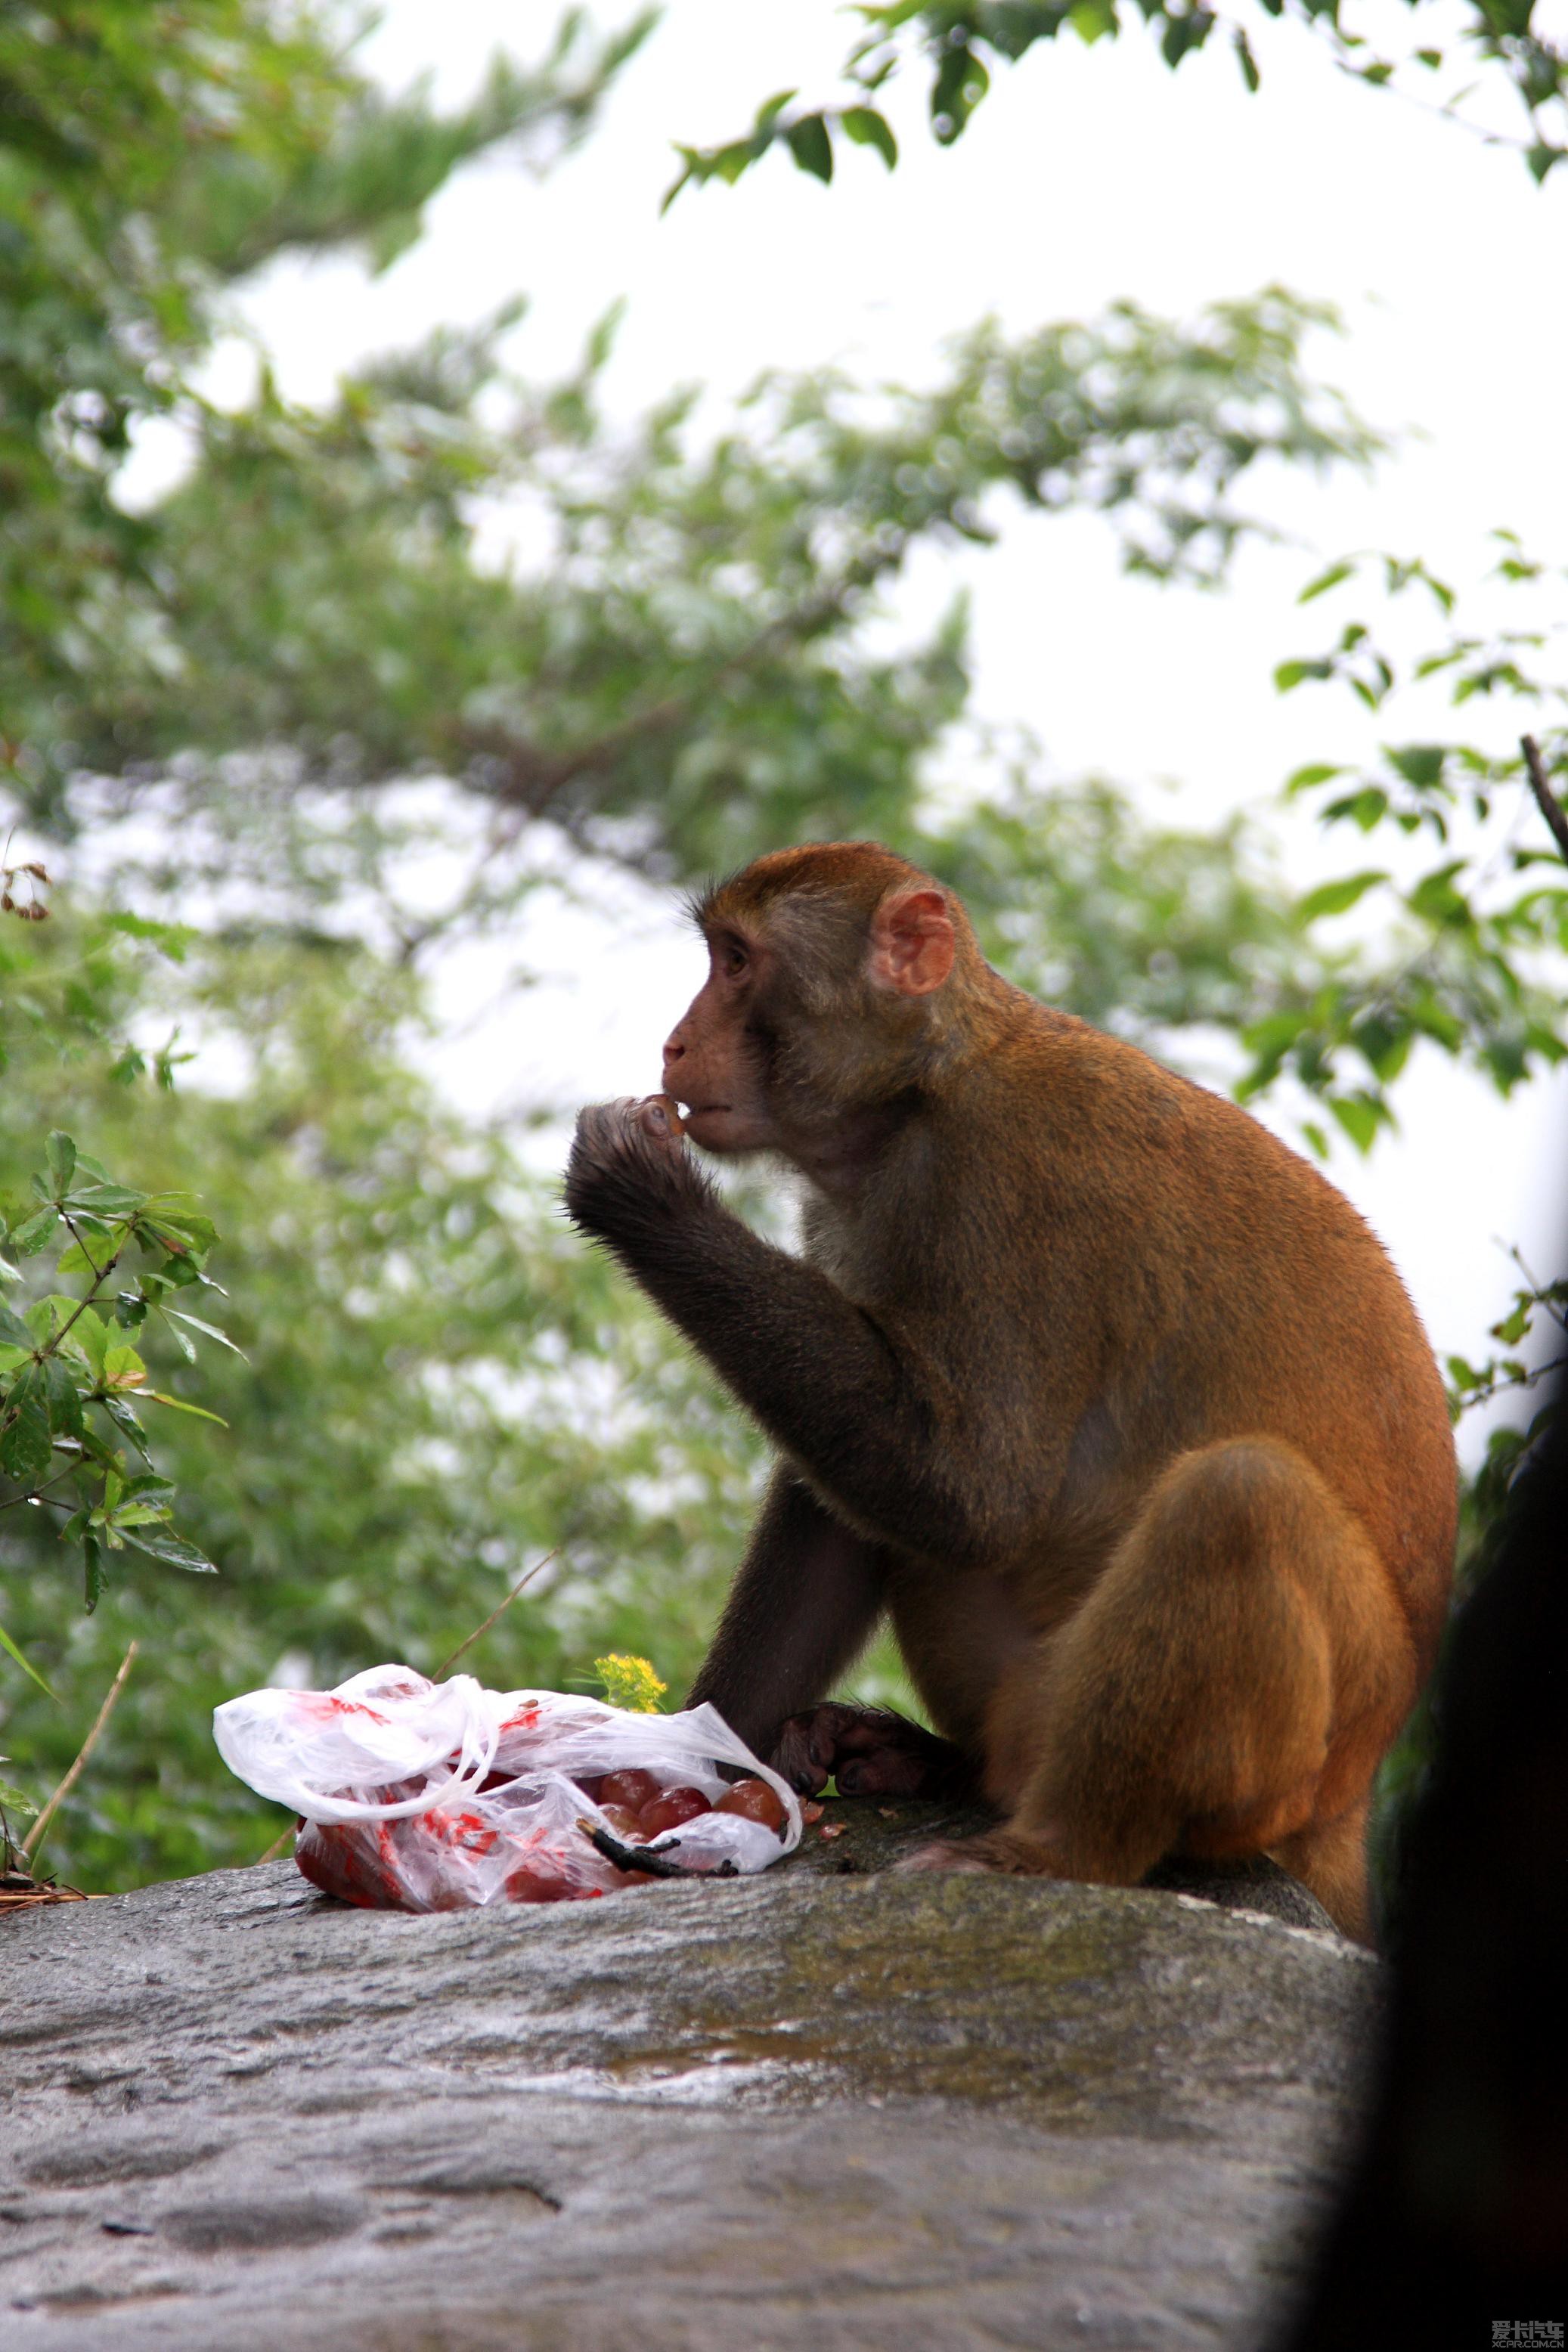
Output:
[
  {"xmin": 770, "ymin": 1703, "xmax": 972, "ymax": 1802},
  {"xmin": 895, "ymin": 1829, "xmax": 1064, "ymax": 1876}
]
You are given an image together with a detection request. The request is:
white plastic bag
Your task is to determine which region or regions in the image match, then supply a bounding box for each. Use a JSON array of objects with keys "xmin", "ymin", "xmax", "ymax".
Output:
[{"xmin": 214, "ymin": 1664, "xmax": 801, "ymax": 1911}]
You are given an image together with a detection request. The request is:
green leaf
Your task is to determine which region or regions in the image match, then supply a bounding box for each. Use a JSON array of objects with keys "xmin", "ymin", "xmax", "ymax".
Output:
[
  {"xmin": 1407, "ymin": 861, "xmax": 1470, "ymax": 927},
  {"xmin": 0, "ymin": 1780, "xmax": 39, "ymax": 1821},
  {"xmin": 11, "ymin": 1208, "xmax": 58, "ymax": 1258},
  {"xmin": 101, "ymin": 1395, "xmax": 152, "ymax": 1459},
  {"xmin": 0, "ymin": 1368, "xmax": 53, "ymax": 1484},
  {"xmin": 70, "ymin": 1307, "xmax": 111, "ymax": 1380},
  {"xmin": 120, "ymin": 1525, "xmax": 218, "ymax": 1575},
  {"xmin": 1491, "ymin": 1300, "xmax": 1532, "ymax": 1345},
  {"xmin": 144, "ymin": 1392, "xmax": 230, "ymax": 1427},
  {"xmin": 45, "ymin": 1132, "xmax": 76, "ymax": 1195},
  {"xmin": 1274, "ymin": 658, "xmax": 1334, "ymax": 693},
  {"xmin": 166, "ymin": 1308, "xmax": 246, "ymax": 1358},
  {"xmin": 82, "ymin": 1528, "xmax": 105, "ymax": 1614},
  {"xmin": 784, "ymin": 113, "xmax": 833, "ymax": 182},
  {"xmin": 839, "ymin": 106, "xmax": 897, "ymax": 167},
  {"xmin": 70, "ymin": 1184, "xmax": 147, "ymax": 1214},
  {"xmin": 1297, "ymin": 559, "xmax": 1353, "ymax": 604},
  {"xmin": 1324, "ymin": 788, "xmax": 1390, "ymax": 832},
  {"xmin": 163, "ymin": 1318, "xmax": 197, "ymax": 1364},
  {"xmin": 55, "ymin": 1236, "xmax": 113, "ymax": 1279},
  {"xmin": 754, "ymin": 88, "xmax": 798, "ymax": 135},
  {"xmin": 0, "ymin": 1303, "xmax": 36, "ymax": 1352},
  {"xmin": 1385, "ymin": 744, "xmax": 1446, "ymax": 791},
  {"xmin": 1297, "ymin": 870, "xmax": 1387, "ymax": 923},
  {"xmin": 1327, "ymin": 1092, "xmax": 1388, "ymax": 1154},
  {"xmin": 0, "ymin": 1621, "xmax": 57, "ymax": 1700},
  {"xmin": 42, "ymin": 1357, "xmax": 85, "ymax": 1441},
  {"xmin": 1284, "ymin": 763, "xmax": 1345, "ymax": 796},
  {"xmin": 104, "ymin": 1344, "xmax": 147, "ymax": 1385}
]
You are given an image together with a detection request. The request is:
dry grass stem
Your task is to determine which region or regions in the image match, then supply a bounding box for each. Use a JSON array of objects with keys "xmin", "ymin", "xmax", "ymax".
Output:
[{"xmin": 23, "ymin": 1641, "xmax": 139, "ymax": 1863}]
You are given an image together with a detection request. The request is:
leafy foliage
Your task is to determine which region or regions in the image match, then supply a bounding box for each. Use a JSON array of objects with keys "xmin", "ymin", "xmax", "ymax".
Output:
[
  {"xmin": 0, "ymin": 0, "xmax": 646, "ymax": 826},
  {"xmin": 1237, "ymin": 542, "xmax": 1568, "ymax": 1161},
  {"xmin": 12, "ymin": 286, "xmax": 1374, "ymax": 869},
  {"xmin": 668, "ymin": 0, "xmax": 1568, "ymax": 203},
  {"xmin": 0, "ymin": 1129, "xmax": 227, "ymax": 1641}
]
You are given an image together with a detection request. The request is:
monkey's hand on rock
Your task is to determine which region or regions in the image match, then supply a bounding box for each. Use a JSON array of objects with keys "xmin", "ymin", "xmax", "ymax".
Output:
[
  {"xmin": 770, "ymin": 1703, "xmax": 974, "ymax": 1802},
  {"xmin": 565, "ymin": 1095, "xmax": 705, "ymax": 1237}
]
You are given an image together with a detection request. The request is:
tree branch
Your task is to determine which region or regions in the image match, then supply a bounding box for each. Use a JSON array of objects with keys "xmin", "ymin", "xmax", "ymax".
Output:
[{"xmin": 1521, "ymin": 735, "xmax": 1568, "ymax": 864}]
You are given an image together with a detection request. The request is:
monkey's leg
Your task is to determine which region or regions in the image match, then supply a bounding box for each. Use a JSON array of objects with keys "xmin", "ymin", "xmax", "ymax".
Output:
[
  {"xmin": 903, "ymin": 1438, "xmax": 1416, "ymax": 1944},
  {"xmin": 686, "ymin": 1467, "xmax": 885, "ymax": 1760}
]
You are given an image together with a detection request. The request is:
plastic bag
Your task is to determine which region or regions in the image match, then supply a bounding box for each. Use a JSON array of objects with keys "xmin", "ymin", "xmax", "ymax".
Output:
[{"xmin": 213, "ymin": 1663, "xmax": 801, "ymax": 1911}]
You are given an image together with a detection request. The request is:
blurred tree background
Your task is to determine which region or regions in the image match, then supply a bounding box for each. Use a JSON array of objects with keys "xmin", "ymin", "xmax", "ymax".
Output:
[{"xmin": 2, "ymin": 2, "xmax": 1563, "ymax": 1903}]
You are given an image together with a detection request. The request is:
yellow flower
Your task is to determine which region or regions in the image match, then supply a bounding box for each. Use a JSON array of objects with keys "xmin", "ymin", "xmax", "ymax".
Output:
[{"xmin": 594, "ymin": 1653, "xmax": 667, "ymax": 1713}]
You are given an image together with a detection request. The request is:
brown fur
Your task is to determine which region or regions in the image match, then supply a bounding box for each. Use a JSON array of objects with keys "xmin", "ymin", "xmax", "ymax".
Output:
[{"xmin": 565, "ymin": 843, "xmax": 1458, "ymax": 1941}]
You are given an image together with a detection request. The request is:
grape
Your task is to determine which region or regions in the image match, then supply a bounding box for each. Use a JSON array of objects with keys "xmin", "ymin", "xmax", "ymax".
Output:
[
  {"xmin": 599, "ymin": 1768, "xmax": 660, "ymax": 1811},
  {"xmin": 714, "ymin": 1777, "xmax": 786, "ymax": 1833},
  {"xmin": 597, "ymin": 1803, "xmax": 644, "ymax": 1839},
  {"xmin": 638, "ymin": 1786, "xmax": 711, "ymax": 1837}
]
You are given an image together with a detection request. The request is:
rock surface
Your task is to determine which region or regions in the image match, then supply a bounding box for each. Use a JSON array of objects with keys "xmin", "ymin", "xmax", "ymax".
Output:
[{"xmin": 0, "ymin": 1802, "xmax": 1377, "ymax": 2350}]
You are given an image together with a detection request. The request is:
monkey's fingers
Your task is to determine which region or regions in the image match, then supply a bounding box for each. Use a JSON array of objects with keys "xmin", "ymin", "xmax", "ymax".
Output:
[
  {"xmin": 773, "ymin": 1703, "xmax": 966, "ymax": 1800},
  {"xmin": 636, "ymin": 1092, "xmax": 687, "ymax": 1144}
]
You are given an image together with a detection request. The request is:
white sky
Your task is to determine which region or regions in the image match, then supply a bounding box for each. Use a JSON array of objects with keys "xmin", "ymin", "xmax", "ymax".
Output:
[{"xmin": 158, "ymin": 2, "xmax": 1568, "ymax": 1448}]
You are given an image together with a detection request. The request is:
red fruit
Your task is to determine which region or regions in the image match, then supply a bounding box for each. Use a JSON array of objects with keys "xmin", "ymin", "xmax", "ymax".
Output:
[
  {"xmin": 638, "ymin": 1786, "xmax": 712, "ymax": 1838},
  {"xmin": 574, "ymin": 1774, "xmax": 606, "ymax": 1803},
  {"xmin": 599, "ymin": 1768, "xmax": 660, "ymax": 1811},
  {"xmin": 597, "ymin": 1803, "xmax": 644, "ymax": 1840},
  {"xmin": 503, "ymin": 1861, "xmax": 569, "ymax": 1903},
  {"xmin": 714, "ymin": 1777, "xmax": 786, "ymax": 1833}
]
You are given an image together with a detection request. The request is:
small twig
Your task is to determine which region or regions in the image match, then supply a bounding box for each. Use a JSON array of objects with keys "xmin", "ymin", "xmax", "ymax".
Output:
[
  {"xmin": 1521, "ymin": 735, "xmax": 1568, "ymax": 865},
  {"xmin": 578, "ymin": 1816, "xmax": 737, "ymax": 1880},
  {"xmin": 434, "ymin": 1548, "xmax": 559, "ymax": 1681},
  {"xmin": 23, "ymin": 1641, "xmax": 138, "ymax": 1861},
  {"xmin": 0, "ymin": 1469, "xmax": 77, "ymax": 1514}
]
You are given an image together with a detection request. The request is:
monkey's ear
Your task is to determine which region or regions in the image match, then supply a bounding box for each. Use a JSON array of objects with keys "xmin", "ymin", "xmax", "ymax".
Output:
[{"xmin": 869, "ymin": 888, "xmax": 956, "ymax": 997}]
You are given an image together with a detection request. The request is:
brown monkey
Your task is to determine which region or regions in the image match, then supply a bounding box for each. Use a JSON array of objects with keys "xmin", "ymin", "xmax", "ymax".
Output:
[{"xmin": 565, "ymin": 843, "xmax": 1457, "ymax": 1941}]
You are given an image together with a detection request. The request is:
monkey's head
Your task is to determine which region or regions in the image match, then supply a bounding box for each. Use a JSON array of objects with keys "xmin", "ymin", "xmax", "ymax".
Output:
[{"xmin": 662, "ymin": 842, "xmax": 989, "ymax": 1157}]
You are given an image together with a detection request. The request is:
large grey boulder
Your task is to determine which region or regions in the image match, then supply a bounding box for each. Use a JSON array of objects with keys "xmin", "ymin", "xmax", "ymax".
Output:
[{"xmin": 0, "ymin": 1802, "xmax": 1377, "ymax": 2350}]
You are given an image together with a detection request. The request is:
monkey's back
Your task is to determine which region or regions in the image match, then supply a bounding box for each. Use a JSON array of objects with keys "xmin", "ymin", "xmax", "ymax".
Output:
[{"xmin": 930, "ymin": 999, "xmax": 1458, "ymax": 1669}]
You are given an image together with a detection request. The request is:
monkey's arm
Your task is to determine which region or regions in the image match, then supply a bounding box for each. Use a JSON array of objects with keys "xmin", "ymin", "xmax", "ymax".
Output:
[
  {"xmin": 566, "ymin": 1100, "xmax": 978, "ymax": 1555},
  {"xmin": 685, "ymin": 1465, "xmax": 885, "ymax": 1751}
]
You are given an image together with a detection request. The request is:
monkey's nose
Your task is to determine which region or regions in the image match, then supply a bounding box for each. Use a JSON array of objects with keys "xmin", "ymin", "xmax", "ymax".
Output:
[{"xmin": 662, "ymin": 1036, "xmax": 686, "ymax": 1067}]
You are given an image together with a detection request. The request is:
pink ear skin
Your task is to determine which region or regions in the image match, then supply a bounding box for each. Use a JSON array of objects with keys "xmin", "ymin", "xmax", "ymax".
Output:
[{"xmin": 869, "ymin": 888, "xmax": 956, "ymax": 998}]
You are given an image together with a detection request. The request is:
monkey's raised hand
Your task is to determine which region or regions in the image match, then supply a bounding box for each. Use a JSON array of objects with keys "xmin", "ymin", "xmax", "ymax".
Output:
[{"xmin": 565, "ymin": 1095, "xmax": 706, "ymax": 1237}]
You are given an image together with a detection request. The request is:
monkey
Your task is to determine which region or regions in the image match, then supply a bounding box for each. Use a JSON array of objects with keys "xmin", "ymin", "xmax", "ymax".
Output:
[{"xmin": 564, "ymin": 841, "xmax": 1458, "ymax": 1942}]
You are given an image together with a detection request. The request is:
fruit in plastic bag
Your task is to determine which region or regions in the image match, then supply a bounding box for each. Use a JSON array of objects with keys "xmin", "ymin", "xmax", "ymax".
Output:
[
  {"xmin": 599, "ymin": 1768, "xmax": 661, "ymax": 1812},
  {"xmin": 638, "ymin": 1786, "xmax": 711, "ymax": 1837},
  {"xmin": 215, "ymin": 1666, "xmax": 801, "ymax": 1913},
  {"xmin": 715, "ymin": 1776, "xmax": 787, "ymax": 1833}
]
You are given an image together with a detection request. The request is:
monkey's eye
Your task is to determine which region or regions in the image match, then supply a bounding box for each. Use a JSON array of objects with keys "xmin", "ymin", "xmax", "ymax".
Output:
[{"xmin": 717, "ymin": 940, "xmax": 749, "ymax": 979}]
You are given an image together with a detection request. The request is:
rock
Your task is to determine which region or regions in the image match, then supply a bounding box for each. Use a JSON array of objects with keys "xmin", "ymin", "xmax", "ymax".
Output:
[{"xmin": 0, "ymin": 1803, "xmax": 1377, "ymax": 2350}]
